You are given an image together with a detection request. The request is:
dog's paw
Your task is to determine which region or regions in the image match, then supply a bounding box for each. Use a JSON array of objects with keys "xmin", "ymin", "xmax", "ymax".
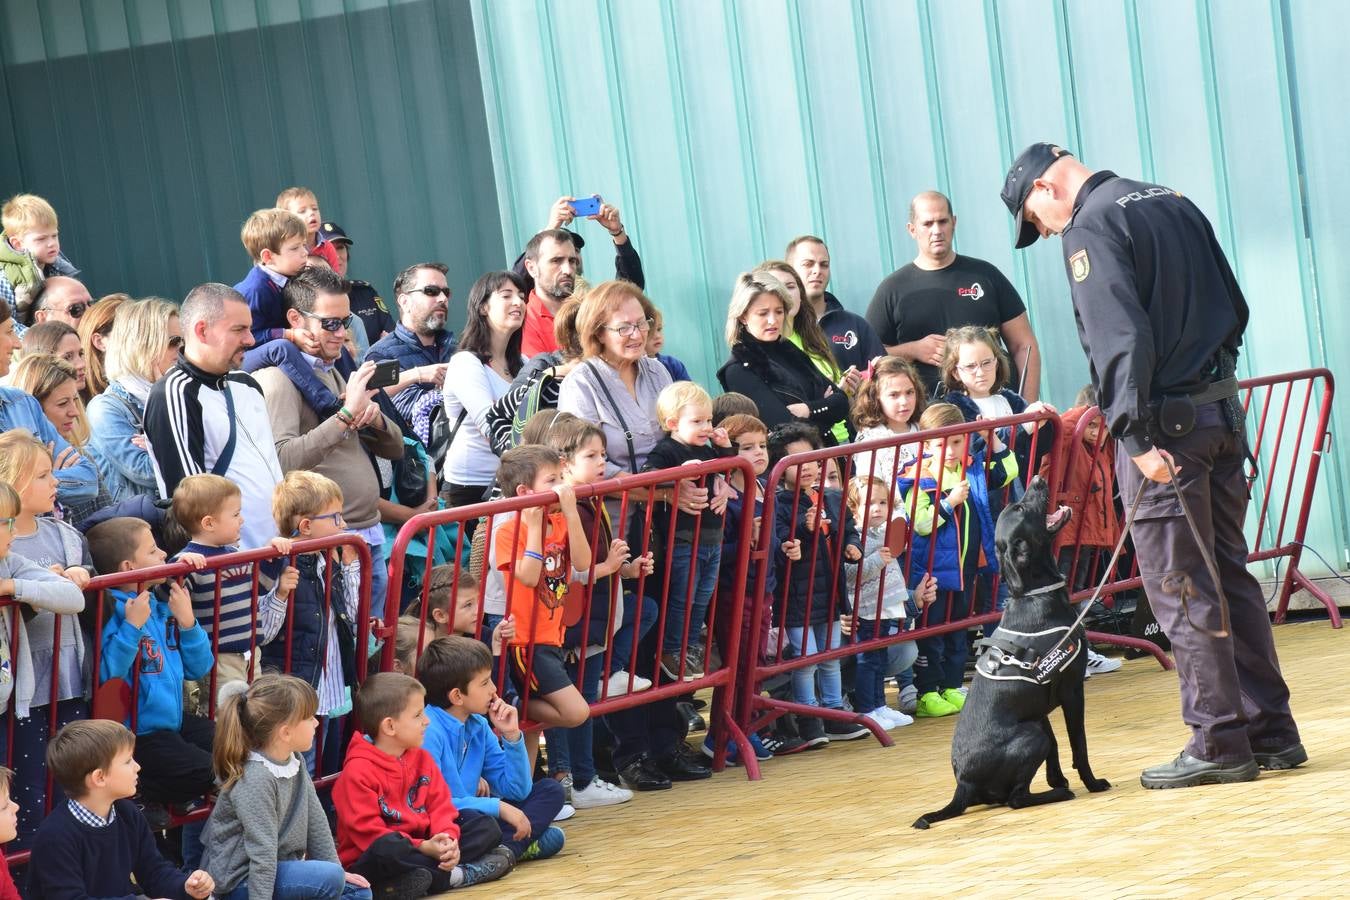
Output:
[
  {"xmin": 1085, "ymin": 777, "xmax": 1111, "ymax": 793},
  {"xmin": 912, "ymin": 816, "xmax": 931, "ymax": 830}
]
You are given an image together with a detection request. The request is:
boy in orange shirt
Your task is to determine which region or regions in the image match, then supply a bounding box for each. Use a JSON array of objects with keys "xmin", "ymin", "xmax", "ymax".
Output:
[{"xmin": 489, "ymin": 445, "xmax": 592, "ymax": 764}]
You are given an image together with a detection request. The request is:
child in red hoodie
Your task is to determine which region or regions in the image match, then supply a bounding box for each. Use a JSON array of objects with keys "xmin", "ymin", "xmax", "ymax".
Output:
[{"xmin": 332, "ymin": 673, "xmax": 515, "ymax": 896}]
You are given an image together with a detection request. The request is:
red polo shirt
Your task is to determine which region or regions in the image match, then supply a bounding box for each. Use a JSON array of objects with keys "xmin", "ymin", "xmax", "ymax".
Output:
[{"xmin": 521, "ymin": 290, "xmax": 559, "ymax": 356}]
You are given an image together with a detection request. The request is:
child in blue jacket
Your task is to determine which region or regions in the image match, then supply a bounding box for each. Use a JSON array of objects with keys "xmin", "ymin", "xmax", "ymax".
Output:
[
  {"xmin": 418, "ymin": 636, "xmax": 566, "ymax": 863},
  {"xmin": 898, "ymin": 403, "xmax": 1016, "ymax": 720}
]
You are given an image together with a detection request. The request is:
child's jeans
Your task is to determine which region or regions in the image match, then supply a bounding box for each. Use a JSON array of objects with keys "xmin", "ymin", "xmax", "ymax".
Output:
[
  {"xmin": 853, "ymin": 617, "xmax": 917, "ymax": 711},
  {"xmin": 493, "ymin": 778, "xmax": 565, "ymax": 858},
  {"xmin": 219, "ymin": 859, "xmax": 372, "ymax": 900},
  {"xmin": 545, "ymin": 651, "xmax": 604, "ymax": 788},
  {"xmin": 350, "ymin": 813, "xmax": 502, "ymax": 894},
  {"xmin": 914, "ymin": 589, "xmax": 969, "ymax": 695},
  {"xmin": 607, "ymin": 593, "xmax": 658, "ymax": 675},
  {"xmin": 662, "ymin": 542, "xmax": 721, "ymax": 654},
  {"xmin": 785, "ymin": 621, "xmax": 844, "ymax": 708},
  {"xmin": 7, "ymin": 698, "xmax": 87, "ymax": 850}
]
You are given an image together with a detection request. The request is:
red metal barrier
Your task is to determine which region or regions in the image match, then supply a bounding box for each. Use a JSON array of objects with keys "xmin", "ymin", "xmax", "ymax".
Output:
[
  {"xmin": 734, "ymin": 408, "xmax": 1061, "ymax": 774},
  {"xmin": 1, "ymin": 533, "xmax": 372, "ymax": 867},
  {"xmin": 383, "ymin": 455, "xmax": 760, "ymax": 775}
]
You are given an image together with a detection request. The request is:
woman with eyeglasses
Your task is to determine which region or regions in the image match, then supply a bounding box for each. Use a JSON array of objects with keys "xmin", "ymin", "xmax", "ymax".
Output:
[
  {"xmin": 85, "ymin": 298, "xmax": 183, "ymax": 503},
  {"xmin": 717, "ymin": 271, "xmax": 849, "ymax": 446},
  {"xmin": 440, "ymin": 271, "xmax": 529, "ymax": 518},
  {"xmin": 76, "ymin": 292, "xmax": 130, "ymax": 401}
]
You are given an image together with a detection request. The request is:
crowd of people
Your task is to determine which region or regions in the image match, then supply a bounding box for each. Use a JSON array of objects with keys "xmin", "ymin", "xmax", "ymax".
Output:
[{"xmin": 0, "ymin": 184, "xmax": 1131, "ymax": 899}]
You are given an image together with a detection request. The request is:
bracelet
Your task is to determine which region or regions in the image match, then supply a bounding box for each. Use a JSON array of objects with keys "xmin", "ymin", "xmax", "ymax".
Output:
[
  {"xmin": 336, "ymin": 407, "xmax": 355, "ymax": 426},
  {"xmin": 523, "ymin": 550, "xmax": 544, "ymax": 562},
  {"xmin": 609, "ymin": 229, "xmax": 625, "ymax": 239}
]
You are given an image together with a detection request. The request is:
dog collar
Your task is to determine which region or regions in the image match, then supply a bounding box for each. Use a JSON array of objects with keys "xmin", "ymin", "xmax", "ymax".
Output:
[{"xmin": 1018, "ymin": 580, "xmax": 1067, "ymax": 598}]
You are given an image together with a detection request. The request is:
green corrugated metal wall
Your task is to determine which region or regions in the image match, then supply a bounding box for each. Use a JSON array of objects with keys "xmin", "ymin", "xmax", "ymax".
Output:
[
  {"xmin": 0, "ymin": 0, "xmax": 504, "ymax": 322},
  {"xmin": 0, "ymin": 0, "xmax": 1345, "ymax": 573},
  {"xmin": 469, "ymin": 0, "xmax": 1347, "ymax": 573}
]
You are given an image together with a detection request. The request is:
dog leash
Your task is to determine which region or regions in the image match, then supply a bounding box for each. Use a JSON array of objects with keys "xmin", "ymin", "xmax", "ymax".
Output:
[{"xmin": 1034, "ymin": 454, "xmax": 1231, "ymax": 669}]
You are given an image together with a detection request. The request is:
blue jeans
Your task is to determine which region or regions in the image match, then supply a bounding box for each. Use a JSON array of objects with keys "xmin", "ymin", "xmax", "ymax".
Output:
[
  {"xmin": 663, "ymin": 542, "xmax": 721, "ymax": 654},
  {"xmin": 853, "ymin": 617, "xmax": 918, "ymax": 712},
  {"xmin": 220, "ymin": 859, "xmax": 371, "ymax": 900},
  {"xmin": 301, "ymin": 716, "xmax": 345, "ymax": 778},
  {"xmin": 545, "ymin": 650, "xmax": 604, "ymax": 786},
  {"xmin": 366, "ymin": 540, "xmax": 388, "ymax": 625},
  {"xmin": 914, "ymin": 590, "xmax": 969, "ymax": 695},
  {"xmin": 608, "ymin": 592, "xmax": 659, "ymax": 675},
  {"xmin": 785, "ymin": 621, "xmax": 844, "ymax": 708}
]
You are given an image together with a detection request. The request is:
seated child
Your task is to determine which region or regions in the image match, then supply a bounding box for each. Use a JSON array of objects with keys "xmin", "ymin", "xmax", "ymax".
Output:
[
  {"xmin": 419, "ymin": 637, "xmax": 566, "ymax": 860},
  {"xmin": 234, "ymin": 208, "xmax": 311, "ymax": 345},
  {"xmin": 0, "ymin": 766, "xmax": 19, "ymax": 900},
  {"xmin": 267, "ymin": 471, "xmax": 363, "ymax": 770},
  {"xmin": 1, "ymin": 193, "xmax": 80, "ymax": 334},
  {"xmin": 172, "ymin": 474, "xmax": 297, "ymax": 695},
  {"xmin": 27, "ymin": 719, "xmax": 214, "ymax": 900},
  {"xmin": 202, "ymin": 675, "xmax": 371, "ymax": 900},
  {"xmin": 333, "ymin": 673, "xmax": 514, "ymax": 896},
  {"xmin": 0, "ymin": 463, "xmax": 88, "ymax": 848},
  {"xmin": 841, "ymin": 477, "xmax": 937, "ymax": 731},
  {"xmin": 899, "ymin": 402, "xmax": 1017, "ymax": 719},
  {"xmin": 769, "ymin": 423, "xmax": 864, "ymax": 747},
  {"xmin": 277, "ymin": 187, "xmax": 341, "ymax": 271},
  {"xmin": 489, "ymin": 445, "xmax": 593, "ymax": 753},
  {"xmin": 87, "ymin": 517, "xmax": 216, "ymax": 808},
  {"xmin": 643, "ymin": 382, "xmax": 735, "ymax": 680}
]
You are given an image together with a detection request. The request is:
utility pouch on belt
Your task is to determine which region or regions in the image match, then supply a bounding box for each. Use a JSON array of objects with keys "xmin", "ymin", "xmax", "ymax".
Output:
[{"xmin": 1152, "ymin": 376, "xmax": 1240, "ymax": 440}]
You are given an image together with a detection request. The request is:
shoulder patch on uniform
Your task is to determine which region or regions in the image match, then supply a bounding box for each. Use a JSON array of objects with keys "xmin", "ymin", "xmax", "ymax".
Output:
[
  {"xmin": 1069, "ymin": 249, "xmax": 1090, "ymax": 283},
  {"xmin": 374, "ymin": 295, "xmax": 388, "ymax": 313}
]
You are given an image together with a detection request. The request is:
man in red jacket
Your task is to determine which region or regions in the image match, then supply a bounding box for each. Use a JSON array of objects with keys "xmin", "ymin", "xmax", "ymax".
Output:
[{"xmin": 333, "ymin": 674, "xmax": 514, "ymax": 896}]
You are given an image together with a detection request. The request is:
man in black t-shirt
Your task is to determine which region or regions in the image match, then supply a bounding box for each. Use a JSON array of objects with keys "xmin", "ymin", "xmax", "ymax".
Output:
[{"xmin": 865, "ymin": 191, "xmax": 1042, "ymax": 400}]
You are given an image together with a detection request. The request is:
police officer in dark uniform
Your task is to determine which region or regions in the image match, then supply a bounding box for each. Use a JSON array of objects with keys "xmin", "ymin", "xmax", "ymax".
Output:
[
  {"xmin": 320, "ymin": 222, "xmax": 396, "ymax": 354},
  {"xmin": 1000, "ymin": 143, "xmax": 1305, "ymax": 789}
]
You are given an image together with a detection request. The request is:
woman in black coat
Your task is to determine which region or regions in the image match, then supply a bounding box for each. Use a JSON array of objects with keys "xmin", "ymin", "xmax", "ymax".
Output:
[{"xmin": 716, "ymin": 270, "xmax": 849, "ymax": 445}]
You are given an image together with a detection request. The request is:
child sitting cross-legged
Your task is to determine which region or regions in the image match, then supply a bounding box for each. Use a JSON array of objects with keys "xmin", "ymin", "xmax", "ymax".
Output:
[
  {"xmin": 26, "ymin": 720, "xmax": 214, "ymax": 900},
  {"xmin": 333, "ymin": 673, "xmax": 515, "ymax": 896},
  {"xmin": 418, "ymin": 636, "xmax": 567, "ymax": 862},
  {"xmin": 202, "ymin": 674, "xmax": 372, "ymax": 900}
]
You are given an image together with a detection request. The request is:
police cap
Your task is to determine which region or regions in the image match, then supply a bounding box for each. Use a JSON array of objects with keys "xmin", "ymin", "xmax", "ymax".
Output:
[
  {"xmin": 1001, "ymin": 143, "xmax": 1073, "ymax": 249},
  {"xmin": 320, "ymin": 222, "xmax": 353, "ymax": 245}
]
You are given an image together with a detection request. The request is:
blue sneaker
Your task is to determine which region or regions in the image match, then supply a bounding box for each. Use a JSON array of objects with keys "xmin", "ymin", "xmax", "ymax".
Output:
[
  {"xmin": 518, "ymin": 825, "xmax": 565, "ymax": 862},
  {"xmin": 701, "ymin": 732, "xmax": 771, "ymax": 765}
]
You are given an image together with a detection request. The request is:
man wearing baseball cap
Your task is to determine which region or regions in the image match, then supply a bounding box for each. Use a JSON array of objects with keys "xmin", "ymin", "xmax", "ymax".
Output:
[
  {"xmin": 321, "ymin": 221, "xmax": 394, "ymax": 357},
  {"xmin": 1002, "ymin": 143, "xmax": 1304, "ymax": 789}
]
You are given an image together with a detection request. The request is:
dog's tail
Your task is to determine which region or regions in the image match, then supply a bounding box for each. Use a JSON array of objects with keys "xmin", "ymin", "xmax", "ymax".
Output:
[{"xmin": 912, "ymin": 784, "xmax": 972, "ymax": 830}]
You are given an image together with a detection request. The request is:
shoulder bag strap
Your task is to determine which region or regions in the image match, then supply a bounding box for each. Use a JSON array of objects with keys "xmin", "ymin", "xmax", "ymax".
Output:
[
  {"xmin": 584, "ymin": 359, "xmax": 637, "ymax": 474},
  {"xmin": 211, "ymin": 382, "xmax": 238, "ymax": 477}
]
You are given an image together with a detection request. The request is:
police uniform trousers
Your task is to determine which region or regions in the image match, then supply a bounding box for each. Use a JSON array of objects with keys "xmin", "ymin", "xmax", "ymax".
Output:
[{"xmin": 1115, "ymin": 401, "xmax": 1300, "ymax": 763}]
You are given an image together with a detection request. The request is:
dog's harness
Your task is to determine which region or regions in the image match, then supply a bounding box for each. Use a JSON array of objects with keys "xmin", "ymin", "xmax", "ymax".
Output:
[{"xmin": 975, "ymin": 581, "xmax": 1084, "ymax": 686}]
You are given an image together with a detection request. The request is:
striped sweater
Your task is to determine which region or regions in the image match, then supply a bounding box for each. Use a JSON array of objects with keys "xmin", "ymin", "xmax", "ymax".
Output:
[
  {"xmin": 143, "ymin": 354, "xmax": 284, "ymax": 550},
  {"xmin": 175, "ymin": 542, "xmax": 287, "ymax": 655}
]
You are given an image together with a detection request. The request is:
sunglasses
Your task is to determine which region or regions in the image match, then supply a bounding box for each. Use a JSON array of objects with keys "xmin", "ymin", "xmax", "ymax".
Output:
[
  {"xmin": 299, "ymin": 310, "xmax": 354, "ymax": 333},
  {"xmin": 57, "ymin": 302, "xmax": 89, "ymax": 319},
  {"xmin": 407, "ymin": 285, "xmax": 451, "ymax": 299}
]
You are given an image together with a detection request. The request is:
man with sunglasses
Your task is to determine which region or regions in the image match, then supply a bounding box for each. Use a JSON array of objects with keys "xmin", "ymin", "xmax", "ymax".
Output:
[
  {"xmin": 364, "ymin": 261, "xmax": 457, "ymax": 424},
  {"xmin": 254, "ymin": 266, "xmax": 404, "ymax": 621},
  {"xmin": 28, "ymin": 275, "xmax": 93, "ymax": 328}
]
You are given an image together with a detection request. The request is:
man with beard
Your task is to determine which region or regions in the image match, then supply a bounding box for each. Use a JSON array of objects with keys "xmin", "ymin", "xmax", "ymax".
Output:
[
  {"xmin": 144, "ymin": 282, "xmax": 284, "ymax": 549},
  {"xmin": 518, "ymin": 197, "xmax": 643, "ymax": 356},
  {"xmin": 365, "ymin": 261, "xmax": 455, "ymax": 423}
]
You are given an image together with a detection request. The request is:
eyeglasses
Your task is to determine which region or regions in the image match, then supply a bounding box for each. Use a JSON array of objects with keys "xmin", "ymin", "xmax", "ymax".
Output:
[
  {"xmin": 299, "ymin": 310, "xmax": 354, "ymax": 333},
  {"xmin": 602, "ymin": 318, "xmax": 653, "ymax": 339},
  {"xmin": 0, "ymin": 517, "xmax": 15, "ymax": 531},
  {"xmin": 407, "ymin": 285, "xmax": 452, "ymax": 299},
  {"xmin": 309, "ymin": 511, "xmax": 345, "ymax": 527},
  {"xmin": 54, "ymin": 302, "xmax": 89, "ymax": 319},
  {"xmin": 956, "ymin": 358, "xmax": 998, "ymax": 376}
]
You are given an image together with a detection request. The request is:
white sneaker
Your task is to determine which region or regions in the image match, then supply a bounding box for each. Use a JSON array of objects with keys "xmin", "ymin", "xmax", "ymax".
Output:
[
  {"xmin": 571, "ymin": 777, "xmax": 634, "ymax": 809},
  {"xmin": 552, "ymin": 803, "xmax": 576, "ymax": 822},
  {"xmin": 880, "ymin": 707, "xmax": 914, "ymax": 729},
  {"xmin": 863, "ymin": 710, "xmax": 891, "ymax": 731},
  {"xmin": 1086, "ymin": 649, "xmax": 1122, "ymax": 675},
  {"xmin": 605, "ymin": 670, "xmax": 653, "ymax": 697}
]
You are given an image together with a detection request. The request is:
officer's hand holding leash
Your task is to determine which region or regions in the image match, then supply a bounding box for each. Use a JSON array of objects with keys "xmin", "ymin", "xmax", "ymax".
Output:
[{"xmin": 1131, "ymin": 446, "xmax": 1181, "ymax": 484}]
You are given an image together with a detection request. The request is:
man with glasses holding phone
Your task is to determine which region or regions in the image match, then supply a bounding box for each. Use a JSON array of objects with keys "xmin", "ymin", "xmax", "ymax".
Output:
[
  {"xmin": 365, "ymin": 261, "xmax": 457, "ymax": 424},
  {"xmin": 26, "ymin": 275, "xmax": 94, "ymax": 328},
  {"xmin": 254, "ymin": 266, "xmax": 404, "ymax": 622}
]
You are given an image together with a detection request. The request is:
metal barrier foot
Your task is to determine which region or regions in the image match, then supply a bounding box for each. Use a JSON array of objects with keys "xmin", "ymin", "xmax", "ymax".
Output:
[{"xmin": 1086, "ymin": 630, "xmax": 1174, "ymax": 671}]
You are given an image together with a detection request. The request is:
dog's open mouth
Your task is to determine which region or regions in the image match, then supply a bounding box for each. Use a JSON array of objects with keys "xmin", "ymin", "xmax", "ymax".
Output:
[{"xmin": 1046, "ymin": 505, "xmax": 1072, "ymax": 533}]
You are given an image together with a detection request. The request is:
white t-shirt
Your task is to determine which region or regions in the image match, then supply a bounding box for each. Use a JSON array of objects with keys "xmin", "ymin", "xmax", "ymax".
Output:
[{"xmin": 442, "ymin": 352, "xmax": 515, "ymax": 486}]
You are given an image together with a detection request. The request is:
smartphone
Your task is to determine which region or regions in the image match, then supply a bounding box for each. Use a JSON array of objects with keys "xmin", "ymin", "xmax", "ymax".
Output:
[
  {"xmin": 367, "ymin": 358, "xmax": 401, "ymax": 390},
  {"xmin": 568, "ymin": 195, "xmax": 602, "ymax": 217}
]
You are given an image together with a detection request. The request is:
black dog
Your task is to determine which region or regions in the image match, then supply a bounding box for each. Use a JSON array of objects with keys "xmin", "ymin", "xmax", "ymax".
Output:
[{"xmin": 913, "ymin": 476, "xmax": 1110, "ymax": 829}]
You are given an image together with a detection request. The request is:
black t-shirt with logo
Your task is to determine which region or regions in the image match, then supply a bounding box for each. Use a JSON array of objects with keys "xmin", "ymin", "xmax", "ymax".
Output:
[{"xmin": 864, "ymin": 255, "xmax": 1026, "ymax": 393}]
